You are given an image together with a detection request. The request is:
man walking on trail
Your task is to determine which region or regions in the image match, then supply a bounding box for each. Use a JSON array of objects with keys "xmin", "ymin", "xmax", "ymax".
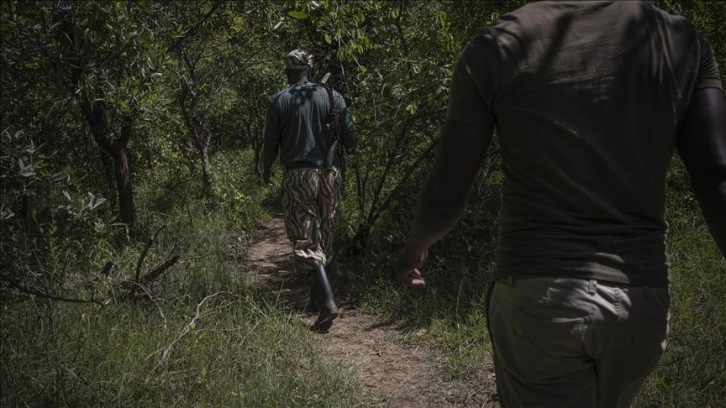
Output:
[
  {"xmin": 396, "ymin": 1, "xmax": 725, "ymax": 407},
  {"xmin": 263, "ymin": 49, "xmax": 357, "ymax": 332}
]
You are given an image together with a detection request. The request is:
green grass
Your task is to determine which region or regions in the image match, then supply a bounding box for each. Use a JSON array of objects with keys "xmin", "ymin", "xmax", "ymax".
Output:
[
  {"xmin": 1, "ymin": 291, "xmax": 363, "ymax": 407},
  {"xmin": 0, "ymin": 201, "xmax": 366, "ymax": 407},
  {"xmin": 1, "ymin": 153, "xmax": 367, "ymax": 408},
  {"xmin": 636, "ymin": 220, "xmax": 726, "ymax": 408}
]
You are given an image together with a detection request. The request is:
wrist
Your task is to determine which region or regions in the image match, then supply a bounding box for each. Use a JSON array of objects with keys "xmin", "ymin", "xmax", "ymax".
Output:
[{"xmin": 397, "ymin": 244, "xmax": 427, "ymax": 270}]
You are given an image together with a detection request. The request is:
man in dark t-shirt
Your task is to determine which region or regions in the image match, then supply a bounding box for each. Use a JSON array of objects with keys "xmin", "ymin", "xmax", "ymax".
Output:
[
  {"xmin": 396, "ymin": 2, "xmax": 725, "ymax": 407},
  {"xmin": 263, "ymin": 49, "xmax": 357, "ymax": 332}
]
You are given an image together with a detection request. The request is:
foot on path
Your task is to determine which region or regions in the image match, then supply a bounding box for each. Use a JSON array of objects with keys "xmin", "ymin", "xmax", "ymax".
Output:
[{"xmin": 241, "ymin": 215, "xmax": 497, "ymax": 407}]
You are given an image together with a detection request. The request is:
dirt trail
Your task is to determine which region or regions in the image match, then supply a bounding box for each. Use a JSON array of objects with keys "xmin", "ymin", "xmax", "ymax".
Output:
[{"xmin": 245, "ymin": 214, "xmax": 497, "ymax": 408}]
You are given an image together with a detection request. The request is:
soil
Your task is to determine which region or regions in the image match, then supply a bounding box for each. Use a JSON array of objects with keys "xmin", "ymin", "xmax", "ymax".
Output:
[{"xmin": 244, "ymin": 213, "xmax": 498, "ymax": 408}]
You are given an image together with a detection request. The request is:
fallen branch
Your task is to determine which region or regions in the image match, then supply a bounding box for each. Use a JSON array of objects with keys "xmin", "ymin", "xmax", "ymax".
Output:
[
  {"xmin": 153, "ymin": 291, "xmax": 229, "ymax": 370},
  {"xmin": 122, "ymin": 280, "xmax": 167, "ymax": 320},
  {"xmin": 0, "ymin": 271, "xmax": 104, "ymax": 305},
  {"xmin": 127, "ymin": 225, "xmax": 183, "ymax": 300},
  {"xmin": 135, "ymin": 224, "xmax": 168, "ymax": 284},
  {"xmin": 141, "ymin": 255, "xmax": 180, "ymax": 285}
]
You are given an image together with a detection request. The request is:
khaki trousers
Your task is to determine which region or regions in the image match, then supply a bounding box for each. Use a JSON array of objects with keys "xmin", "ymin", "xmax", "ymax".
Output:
[
  {"xmin": 488, "ymin": 276, "xmax": 669, "ymax": 408},
  {"xmin": 281, "ymin": 167, "xmax": 341, "ymax": 270}
]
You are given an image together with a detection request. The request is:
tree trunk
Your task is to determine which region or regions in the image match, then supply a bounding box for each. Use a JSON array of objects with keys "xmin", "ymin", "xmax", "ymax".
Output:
[
  {"xmin": 177, "ymin": 47, "xmax": 214, "ymax": 198},
  {"xmin": 80, "ymin": 100, "xmax": 137, "ymax": 235},
  {"xmin": 199, "ymin": 143, "xmax": 210, "ymax": 195},
  {"xmin": 113, "ymin": 142, "xmax": 136, "ymax": 233},
  {"xmin": 181, "ymin": 101, "xmax": 212, "ymax": 196},
  {"xmin": 66, "ymin": 22, "xmax": 136, "ymax": 235},
  {"xmin": 100, "ymin": 148, "xmax": 117, "ymax": 204}
]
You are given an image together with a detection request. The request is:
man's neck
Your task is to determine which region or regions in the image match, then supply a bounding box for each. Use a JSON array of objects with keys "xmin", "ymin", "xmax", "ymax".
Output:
[{"xmin": 288, "ymin": 72, "xmax": 311, "ymax": 85}]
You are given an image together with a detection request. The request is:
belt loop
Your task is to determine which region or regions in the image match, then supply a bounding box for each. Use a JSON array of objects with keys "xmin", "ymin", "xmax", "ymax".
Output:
[{"xmin": 588, "ymin": 279, "xmax": 597, "ymax": 295}]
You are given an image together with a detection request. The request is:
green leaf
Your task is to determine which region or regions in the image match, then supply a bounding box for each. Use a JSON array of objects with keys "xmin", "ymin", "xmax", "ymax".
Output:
[
  {"xmin": 92, "ymin": 197, "xmax": 107, "ymax": 209},
  {"xmin": 287, "ymin": 11, "xmax": 308, "ymax": 20}
]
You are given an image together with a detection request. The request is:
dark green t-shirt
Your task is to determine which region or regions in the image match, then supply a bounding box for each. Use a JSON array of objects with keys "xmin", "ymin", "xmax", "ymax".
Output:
[
  {"xmin": 447, "ymin": 1, "xmax": 722, "ymax": 287},
  {"xmin": 264, "ymin": 82, "xmax": 355, "ymax": 169}
]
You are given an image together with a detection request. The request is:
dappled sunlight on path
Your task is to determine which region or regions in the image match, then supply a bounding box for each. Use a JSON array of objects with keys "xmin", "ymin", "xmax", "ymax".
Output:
[{"xmin": 245, "ymin": 215, "xmax": 498, "ymax": 407}]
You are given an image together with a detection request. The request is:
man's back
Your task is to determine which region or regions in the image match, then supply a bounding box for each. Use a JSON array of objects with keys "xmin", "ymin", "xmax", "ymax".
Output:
[
  {"xmin": 265, "ymin": 83, "xmax": 333, "ymax": 169},
  {"xmin": 265, "ymin": 83, "xmax": 354, "ymax": 169},
  {"xmin": 448, "ymin": 1, "xmax": 722, "ymax": 286}
]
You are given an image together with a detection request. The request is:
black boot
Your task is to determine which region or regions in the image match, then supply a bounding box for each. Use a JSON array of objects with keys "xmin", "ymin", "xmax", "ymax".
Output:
[{"xmin": 310, "ymin": 265, "xmax": 339, "ymax": 332}]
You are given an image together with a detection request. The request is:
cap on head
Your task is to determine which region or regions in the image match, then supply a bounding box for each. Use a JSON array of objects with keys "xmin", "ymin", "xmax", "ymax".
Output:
[{"xmin": 285, "ymin": 49, "xmax": 314, "ymax": 70}]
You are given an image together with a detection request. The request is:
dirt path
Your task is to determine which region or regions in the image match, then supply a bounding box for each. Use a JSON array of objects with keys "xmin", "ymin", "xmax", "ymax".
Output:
[{"xmin": 245, "ymin": 214, "xmax": 497, "ymax": 407}]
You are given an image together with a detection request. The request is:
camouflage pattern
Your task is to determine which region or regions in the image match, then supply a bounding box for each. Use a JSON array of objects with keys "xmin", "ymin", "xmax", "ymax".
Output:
[
  {"xmin": 281, "ymin": 167, "xmax": 342, "ymax": 270},
  {"xmin": 285, "ymin": 49, "xmax": 314, "ymax": 70}
]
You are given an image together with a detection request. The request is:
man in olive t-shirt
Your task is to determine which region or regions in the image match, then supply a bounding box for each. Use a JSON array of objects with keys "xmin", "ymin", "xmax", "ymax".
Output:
[{"xmin": 396, "ymin": 1, "xmax": 725, "ymax": 407}]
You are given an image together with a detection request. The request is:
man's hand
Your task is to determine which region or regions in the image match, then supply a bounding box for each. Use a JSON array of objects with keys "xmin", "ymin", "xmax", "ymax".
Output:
[
  {"xmin": 395, "ymin": 247, "xmax": 428, "ymax": 287},
  {"xmin": 394, "ymin": 115, "xmax": 495, "ymax": 289},
  {"xmin": 263, "ymin": 169, "xmax": 274, "ymax": 187},
  {"xmin": 262, "ymin": 142, "xmax": 280, "ymax": 187}
]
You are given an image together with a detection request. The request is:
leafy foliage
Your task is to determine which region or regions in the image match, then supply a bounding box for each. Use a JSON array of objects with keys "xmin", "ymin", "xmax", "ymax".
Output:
[{"xmin": 0, "ymin": 1, "xmax": 724, "ymax": 406}]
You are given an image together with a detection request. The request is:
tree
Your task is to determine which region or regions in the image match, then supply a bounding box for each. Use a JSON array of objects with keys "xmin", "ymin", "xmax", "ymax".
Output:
[
  {"xmin": 168, "ymin": 1, "xmax": 225, "ymax": 195},
  {"xmin": 57, "ymin": 1, "xmax": 170, "ymax": 234}
]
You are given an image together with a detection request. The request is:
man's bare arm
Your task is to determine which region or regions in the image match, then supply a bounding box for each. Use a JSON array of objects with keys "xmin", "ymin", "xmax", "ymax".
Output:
[
  {"xmin": 677, "ymin": 88, "xmax": 726, "ymax": 257},
  {"xmin": 396, "ymin": 115, "xmax": 496, "ymax": 284},
  {"xmin": 262, "ymin": 143, "xmax": 279, "ymax": 185}
]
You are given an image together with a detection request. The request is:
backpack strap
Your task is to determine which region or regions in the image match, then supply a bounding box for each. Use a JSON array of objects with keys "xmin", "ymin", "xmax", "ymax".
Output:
[{"xmin": 319, "ymin": 78, "xmax": 342, "ymax": 168}]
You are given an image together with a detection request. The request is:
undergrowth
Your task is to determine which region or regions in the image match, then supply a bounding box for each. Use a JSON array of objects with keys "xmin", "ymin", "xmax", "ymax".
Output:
[
  {"xmin": 0, "ymin": 148, "xmax": 365, "ymax": 408},
  {"xmin": 1, "ymin": 291, "xmax": 362, "ymax": 407}
]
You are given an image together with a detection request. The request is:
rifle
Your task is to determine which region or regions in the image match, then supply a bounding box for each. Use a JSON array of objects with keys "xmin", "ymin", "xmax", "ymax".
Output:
[{"xmin": 320, "ymin": 72, "xmax": 347, "ymax": 196}]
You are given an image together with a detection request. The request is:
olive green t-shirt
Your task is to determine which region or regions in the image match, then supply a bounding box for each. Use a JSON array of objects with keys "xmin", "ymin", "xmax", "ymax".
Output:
[
  {"xmin": 264, "ymin": 83, "xmax": 355, "ymax": 169},
  {"xmin": 447, "ymin": 1, "xmax": 722, "ymax": 287}
]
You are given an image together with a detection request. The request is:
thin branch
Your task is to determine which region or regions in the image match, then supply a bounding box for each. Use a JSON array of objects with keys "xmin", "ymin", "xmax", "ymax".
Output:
[
  {"xmin": 367, "ymin": 108, "xmax": 444, "ymax": 226},
  {"xmin": 369, "ymin": 138, "xmax": 439, "ymax": 227},
  {"xmin": 134, "ymin": 224, "xmax": 168, "ymax": 284},
  {"xmin": 123, "ymin": 280, "xmax": 166, "ymax": 320},
  {"xmin": 393, "ymin": 2, "xmax": 413, "ymax": 77},
  {"xmin": 141, "ymin": 255, "xmax": 181, "ymax": 284},
  {"xmin": 166, "ymin": 0, "xmax": 225, "ymax": 53},
  {"xmin": 153, "ymin": 291, "xmax": 229, "ymax": 370},
  {"xmin": 0, "ymin": 272, "xmax": 103, "ymax": 305}
]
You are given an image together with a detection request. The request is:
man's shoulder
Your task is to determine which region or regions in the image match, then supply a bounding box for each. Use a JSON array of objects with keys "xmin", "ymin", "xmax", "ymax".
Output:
[
  {"xmin": 314, "ymin": 82, "xmax": 337, "ymax": 94},
  {"xmin": 636, "ymin": 1, "xmax": 698, "ymax": 32},
  {"xmin": 329, "ymin": 87, "xmax": 344, "ymax": 99},
  {"xmin": 315, "ymin": 83, "xmax": 346, "ymax": 103},
  {"xmin": 492, "ymin": 1, "xmax": 695, "ymax": 30},
  {"xmin": 270, "ymin": 86, "xmax": 292, "ymax": 101},
  {"xmin": 484, "ymin": 0, "xmax": 700, "ymax": 53}
]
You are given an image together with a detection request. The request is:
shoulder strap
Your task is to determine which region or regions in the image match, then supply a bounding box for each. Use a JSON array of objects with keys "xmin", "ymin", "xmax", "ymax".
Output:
[
  {"xmin": 319, "ymin": 73, "xmax": 338, "ymax": 117},
  {"xmin": 319, "ymin": 81, "xmax": 340, "ymax": 138}
]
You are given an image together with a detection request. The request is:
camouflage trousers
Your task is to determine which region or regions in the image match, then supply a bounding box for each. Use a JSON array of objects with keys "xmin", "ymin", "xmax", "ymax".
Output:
[{"xmin": 281, "ymin": 167, "xmax": 342, "ymax": 270}]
